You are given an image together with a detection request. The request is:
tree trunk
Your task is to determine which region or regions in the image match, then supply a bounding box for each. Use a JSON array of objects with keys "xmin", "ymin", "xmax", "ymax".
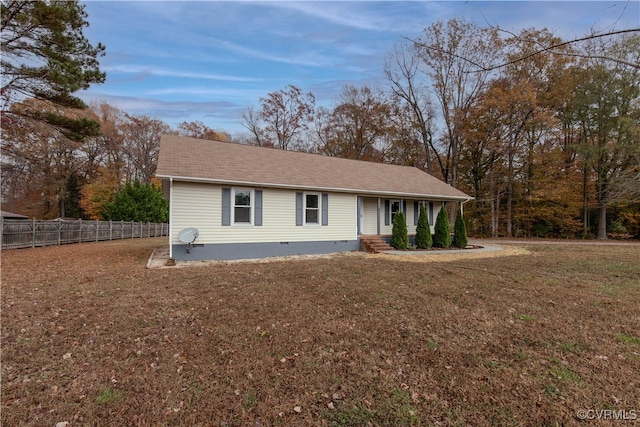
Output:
[
  {"xmin": 582, "ymin": 164, "xmax": 589, "ymax": 237},
  {"xmin": 490, "ymin": 164, "xmax": 498, "ymax": 238},
  {"xmin": 597, "ymin": 202, "xmax": 607, "ymax": 240},
  {"xmin": 596, "ymin": 154, "xmax": 608, "ymax": 240},
  {"xmin": 506, "ymin": 144, "xmax": 514, "ymax": 238},
  {"xmin": 449, "ymin": 136, "xmax": 459, "ymax": 225},
  {"xmin": 59, "ymin": 197, "xmax": 66, "ymax": 219},
  {"xmin": 597, "ymin": 178, "xmax": 608, "ymax": 240},
  {"xmin": 420, "ymin": 127, "xmax": 433, "ymax": 175}
]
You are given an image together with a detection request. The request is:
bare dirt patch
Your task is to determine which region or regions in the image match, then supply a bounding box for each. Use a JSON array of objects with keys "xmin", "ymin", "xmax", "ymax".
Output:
[
  {"xmin": 373, "ymin": 245, "xmax": 530, "ymax": 263},
  {"xmin": 2, "ymin": 238, "xmax": 639, "ymax": 426}
]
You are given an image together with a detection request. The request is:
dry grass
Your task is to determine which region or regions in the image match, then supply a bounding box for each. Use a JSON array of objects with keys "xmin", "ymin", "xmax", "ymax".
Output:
[{"xmin": 2, "ymin": 238, "xmax": 639, "ymax": 426}]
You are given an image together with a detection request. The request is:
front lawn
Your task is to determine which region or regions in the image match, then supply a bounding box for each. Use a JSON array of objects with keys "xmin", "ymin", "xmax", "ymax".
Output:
[{"xmin": 2, "ymin": 239, "xmax": 639, "ymax": 426}]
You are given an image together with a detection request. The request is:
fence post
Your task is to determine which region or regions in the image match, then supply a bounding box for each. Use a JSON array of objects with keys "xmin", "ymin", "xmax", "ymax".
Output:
[
  {"xmin": 58, "ymin": 220, "xmax": 61, "ymax": 246},
  {"xmin": 32, "ymin": 218, "xmax": 36, "ymax": 248},
  {"xmin": 78, "ymin": 219, "xmax": 82, "ymax": 243},
  {"xmin": 96, "ymin": 220, "xmax": 99, "ymax": 242},
  {"xmin": 109, "ymin": 220, "xmax": 113, "ymax": 241}
]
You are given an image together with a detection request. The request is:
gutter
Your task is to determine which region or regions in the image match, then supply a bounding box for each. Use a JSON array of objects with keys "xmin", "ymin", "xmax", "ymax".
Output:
[{"xmin": 156, "ymin": 174, "xmax": 473, "ymax": 202}]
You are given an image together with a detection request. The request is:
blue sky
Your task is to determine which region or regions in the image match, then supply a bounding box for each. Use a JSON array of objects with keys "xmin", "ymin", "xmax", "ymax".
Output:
[{"xmin": 78, "ymin": 1, "xmax": 640, "ymax": 135}]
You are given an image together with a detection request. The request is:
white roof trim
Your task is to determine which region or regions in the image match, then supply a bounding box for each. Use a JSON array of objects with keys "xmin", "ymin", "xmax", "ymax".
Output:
[{"xmin": 156, "ymin": 174, "xmax": 473, "ymax": 201}]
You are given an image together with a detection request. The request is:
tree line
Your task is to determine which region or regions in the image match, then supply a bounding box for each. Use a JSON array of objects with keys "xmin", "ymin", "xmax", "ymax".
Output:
[
  {"xmin": 1, "ymin": 1, "xmax": 638, "ymax": 238},
  {"xmin": 241, "ymin": 21, "xmax": 640, "ymax": 240},
  {"xmin": 1, "ymin": 98, "xmax": 229, "ymax": 220}
]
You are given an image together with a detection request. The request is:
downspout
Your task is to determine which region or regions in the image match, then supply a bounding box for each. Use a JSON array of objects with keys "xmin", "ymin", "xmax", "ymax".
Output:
[
  {"xmin": 169, "ymin": 177, "xmax": 174, "ymax": 258},
  {"xmin": 460, "ymin": 198, "xmax": 472, "ymax": 218},
  {"xmin": 460, "ymin": 198, "xmax": 471, "ymax": 236}
]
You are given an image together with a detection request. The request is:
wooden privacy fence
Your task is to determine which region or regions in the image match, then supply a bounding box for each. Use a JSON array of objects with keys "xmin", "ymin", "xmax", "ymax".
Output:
[{"xmin": 1, "ymin": 218, "xmax": 169, "ymax": 250}]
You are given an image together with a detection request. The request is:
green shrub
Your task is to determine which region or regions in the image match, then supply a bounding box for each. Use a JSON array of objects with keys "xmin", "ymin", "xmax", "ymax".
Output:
[
  {"xmin": 101, "ymin": 180, "xmax": 168, "ymax": 223},
  {"xmin": 415, "ymin": 204, "xmax": 432, "ymax": 249},
  {"xmin": 609, "ymin": 219, "xmax": 627, "ymax": 234},
  {"xmin": 433, "ymin": 206, "xmax": 450, "ymax": 248},
  {"xmin": 452, "ymin": 207, "xmax": 468, "ymax": 248},
  {"xmin": 391, "ymin": 211, "xmax": 408, "ymax": 250}
]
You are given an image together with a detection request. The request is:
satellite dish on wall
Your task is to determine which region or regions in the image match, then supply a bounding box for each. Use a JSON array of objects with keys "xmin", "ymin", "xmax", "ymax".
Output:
[{"xmin": 177, "ymin": 227, "xmax": 199, "ymax": 253}]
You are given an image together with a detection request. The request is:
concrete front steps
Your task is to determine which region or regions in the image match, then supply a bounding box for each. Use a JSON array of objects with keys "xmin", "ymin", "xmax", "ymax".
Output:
[{"xmin": 360, "ymin": 235, "xmax": 393, "ymax": 254}]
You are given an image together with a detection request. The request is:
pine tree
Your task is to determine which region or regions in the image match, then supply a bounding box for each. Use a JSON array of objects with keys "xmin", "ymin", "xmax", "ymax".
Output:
[
  {"xmin": 433, "ymin": 206, "xmax": 451, "ymax": 248},
  {"xmin": 1, "ymin": 0, "xmax": 106, "ymax": 141},
  {"xmin": 391, "ymin": 211, "xmax": 409, "ymax": 250},
  {"xmin": 62, "ymin": 172, "xmax": 85, "ymax": 219},
  {"xmin": 452, "ymin": 207, "xmax": 468, "ymax": 248},
  {"xmin": 415, "ymin": 204, "xmax": 432, "ymax": 249}
]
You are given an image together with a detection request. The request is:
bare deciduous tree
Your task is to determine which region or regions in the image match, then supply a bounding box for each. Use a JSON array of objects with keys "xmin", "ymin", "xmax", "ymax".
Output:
[
  {"xmin": 241, "ymin": 85, "xmax": 315, "ymax": 150},
  {"xmin": 384, "ymin": 42, "xmax": 439, "ymax": 174}
]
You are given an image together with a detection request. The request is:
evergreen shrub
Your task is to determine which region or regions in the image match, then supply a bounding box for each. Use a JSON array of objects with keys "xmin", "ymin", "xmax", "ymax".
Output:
[
  {"xmin": 433, "ymin": 206, "xmax": 451, "ymax": 248},
  {"xmin": 391, "ymin": 210, "xmax": 409, "ymax": 250}
]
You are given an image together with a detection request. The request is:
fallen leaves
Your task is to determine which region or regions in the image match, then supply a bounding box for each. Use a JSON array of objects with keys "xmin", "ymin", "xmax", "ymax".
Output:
[{"xmin": 1, "ymin": 239, "xmax": 639, "ymax": 426}]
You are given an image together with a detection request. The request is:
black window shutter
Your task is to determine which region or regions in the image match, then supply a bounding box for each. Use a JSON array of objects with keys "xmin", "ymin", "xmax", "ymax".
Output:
[
  {"xmin": 254, "ymin": 190, "xmax": 263, "ymax": 226},
  {"xmin": 222, "ymin": 188, "xmax": 231, "ymax": 226},
  {"xmin": 414, "ymin": 201, "xmax": 419, "ymax": 226},
  {"xmin": 321, "ymin": 193, "xmax": 328, "ymax": 226},
  {"xmin": 384, "ymin": 199, "xmax": 390, "ymax": 226},
  {"xmin": 295, "ymin": 192, "xmax": 303, "ymax": 226}
]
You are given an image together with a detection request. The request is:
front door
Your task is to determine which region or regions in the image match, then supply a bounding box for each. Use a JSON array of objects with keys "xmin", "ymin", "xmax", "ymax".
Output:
[{"xmin": 361, "ymin": 197, "xmax": 380, "ymax": 235}]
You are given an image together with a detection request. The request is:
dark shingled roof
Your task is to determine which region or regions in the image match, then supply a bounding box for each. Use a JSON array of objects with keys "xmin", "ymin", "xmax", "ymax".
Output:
[{"xmin": 156, "ymin": 134, "xmax": 471, "ymax": 200}]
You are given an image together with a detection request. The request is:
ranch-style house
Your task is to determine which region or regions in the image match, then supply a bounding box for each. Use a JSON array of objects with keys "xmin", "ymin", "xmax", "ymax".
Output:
[{"xmin": 156, "ymin": 134, "xmax": 472, "ymax": 261}]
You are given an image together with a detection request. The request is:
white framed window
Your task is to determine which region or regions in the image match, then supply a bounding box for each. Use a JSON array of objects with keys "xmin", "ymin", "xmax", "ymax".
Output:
[
  {"xmin": 390, "ymin": 199, "xmax": 401, "ymax": 223},
  {"xmin": 305, "ymin": 193, "xmax": 320, "ymax": 224},
  {"xmin": 416, "ymin": 200, "xmax": 434, "ymax": 223},
  {"xmin": 233, "ymin": 188, "xmax": 252, "ymax": 225}
]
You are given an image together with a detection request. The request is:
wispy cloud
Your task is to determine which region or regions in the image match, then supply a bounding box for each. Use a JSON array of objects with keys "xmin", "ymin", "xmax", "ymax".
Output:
[
  {"xmin": 103, "ymin": 64, "xmax": 261, "ymax": 82},
  {"xmin": 206, "ymin": 37, "xmax": 339, "ymax": 68},
  {"xmin": 266, "ymin": 2, "xmax": 389, "ymax": 32},
  {"xmin": 143, "ymin": 86, "xmax": 268, "ymax": 100},
  {"xmin": 77, "ymin": 91, "xmax": 246, "ymax": 128}
]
